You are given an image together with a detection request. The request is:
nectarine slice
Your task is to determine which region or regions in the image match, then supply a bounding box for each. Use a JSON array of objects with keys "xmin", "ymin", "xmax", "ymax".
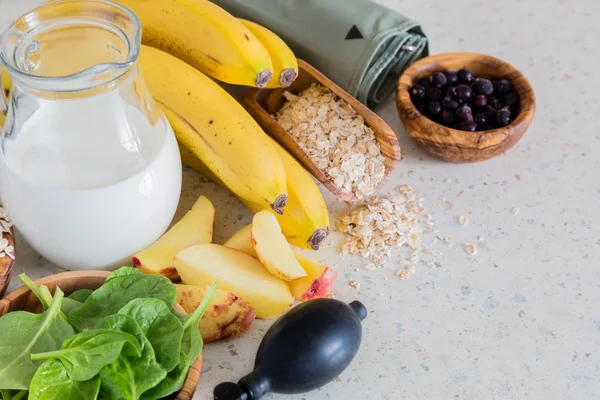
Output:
[
  {"xmin": 175, "ymin": 284, "xmax": 255, "ymax": 342},
  {"xmin": 175, "ymin": 244, "xmax": 293, "ymax": 319},
  {"xmin": 288, "ymin": 252, "xmax": 338, "ymax": 301},
  {"xmin": 133, "ymin": 196, "xmax": 215, "ymax": 280},
  {"xmin": 251, "ymin": 211, "xmax": 306, "ymax": 281}
]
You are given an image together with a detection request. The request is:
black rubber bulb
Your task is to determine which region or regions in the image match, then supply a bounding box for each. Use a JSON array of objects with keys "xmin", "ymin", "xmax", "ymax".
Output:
[{"xmin": 214, "ymin": 299, "xmax": 367, "ymax": 400}]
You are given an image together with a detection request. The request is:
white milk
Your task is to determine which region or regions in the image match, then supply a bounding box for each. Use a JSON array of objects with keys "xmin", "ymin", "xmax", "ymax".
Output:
[{"xmin": 0, "ymin": 89, "xmax": 182, "ymax": 269}]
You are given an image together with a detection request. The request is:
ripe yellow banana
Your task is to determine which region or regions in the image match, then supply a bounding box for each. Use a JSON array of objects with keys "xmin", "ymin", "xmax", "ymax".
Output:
[
  {"xmin": 239, "ymin": 19, "xmax": 298, "ymax": 88},
  {"xmin": 139, "ymin": 45, "xmax": 288, "ymax": 213},
  {"xmin": 116, "ymin": 0, "xmax": 273, "ymax": 87},
  {"xmin": 180, "ymin": 135, "xmax": 329, "ymax": 250}
]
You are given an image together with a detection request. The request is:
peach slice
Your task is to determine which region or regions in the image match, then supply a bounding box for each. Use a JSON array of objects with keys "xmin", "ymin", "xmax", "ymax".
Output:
[
  {"xmin": 175, "ymin": 244, "xmax": 294, "ymax": 319},
  {"xmin": 133, "ymin": 195, "xmax": 215, "ymax": 280},
  {"xmin": 251, "ymin": 211, "xmax": 306, "ymax": 281},
  {"xmin": 288, "ymin": 252, "xmax": 338, "ymax": 301},
  {"xmin": 175, "ymin": 284, "xmax": 255, "ymax": 342},
  {"xmin": 223, "ymin": 224, "xmax": 256, "ymax": 257},
  {"xmin": 224, "ymin": 224, "xmax": 337, "ymax": 301}
]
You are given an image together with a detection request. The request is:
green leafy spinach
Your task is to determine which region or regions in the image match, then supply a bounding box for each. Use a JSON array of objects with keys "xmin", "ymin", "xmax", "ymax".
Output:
[
  {"xmin": 30, "ymin": 329, "xmax": 142, "ymax": 381},
  {"xmin": 0, "ymin": 288, "xmax": 74, "ymax": 390},
  {"xmin": 118, "ymin": 298, "xmax": 183, "ymax": 373},
  {"xmin": 68, "ymin": 274, "xmax": 177, "ymax": 332},
  {"xmin": 28, "ymin": 359, "xmax": 100, "ymax": 400}
]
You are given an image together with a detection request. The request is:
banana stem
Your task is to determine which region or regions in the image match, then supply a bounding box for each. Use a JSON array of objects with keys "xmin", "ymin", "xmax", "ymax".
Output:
[{"xmin": 255, "ymin": 70, "xmax": 273, "ymax": 88}]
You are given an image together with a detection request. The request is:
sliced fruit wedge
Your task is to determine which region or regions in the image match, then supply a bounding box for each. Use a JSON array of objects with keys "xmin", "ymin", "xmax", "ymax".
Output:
[
  {"xmin": 175, "ymin": 244, "xmax": 293, "ymax": 319},
  {"xmin": 251, "ymin": 211, "xmax": 306, "ymax": 281},
  {"xmin": 133, "ymin": 195, "xmax": 215, "ymax": 280}
]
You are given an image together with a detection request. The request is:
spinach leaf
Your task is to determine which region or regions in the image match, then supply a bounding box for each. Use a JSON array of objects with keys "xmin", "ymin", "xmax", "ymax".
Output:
[
  {"xmin": 18, "ymin": 275, "xmax": 80, "ymax": 316},
  {"xmin": 68, "ymin": 274, "xmax": 176, "ymax": 332},
  {"xmin": 18, "ymin": 274, "xmax": 50, "ymax": 310},
  {"xmin": 60, "ymin": 298, "xmax": 83, "ymax": 316},
  {"xmin": 140, "ymin": 352, "xmax": 190, "ymax": 400},
  {"xmin": 30, "ymin": 329, "xmax": 142, "ymax": 381},
  {"xmin": 0, "ymin": 287, "xmax": 74, "ymax": 390},
  {"xmin": 95, "ymin": 315, "xmax": 166, "ymax": 400},
  {"xmin": 106, "ymin": 266, "xmax": 142, "ymax": 283},
  {"xmin": 67, "ymin": 289, "xmax": 93, "ymax": 303},
  {"xmin": 29, "ymin": 359, "xmax": 100, "ymax": 400},
  {"xmin": 180, "ymin": 283, "xmax": 218, "ymax": 365},
  {"xmin": 118, "ymin": 298, "xmax": 183, "ymax": 373}
]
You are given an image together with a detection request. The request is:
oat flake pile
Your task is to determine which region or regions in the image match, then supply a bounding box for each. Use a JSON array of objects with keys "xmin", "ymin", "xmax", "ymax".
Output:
[{"xmin": 276, "ymin": 84, "xmax": 386, "ymax": 199}]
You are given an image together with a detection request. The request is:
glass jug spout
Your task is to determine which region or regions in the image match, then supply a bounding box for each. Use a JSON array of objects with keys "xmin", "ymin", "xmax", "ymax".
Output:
[{"xmin": 0, "ymin": 0, "xmax": 140, "ymax": 94}]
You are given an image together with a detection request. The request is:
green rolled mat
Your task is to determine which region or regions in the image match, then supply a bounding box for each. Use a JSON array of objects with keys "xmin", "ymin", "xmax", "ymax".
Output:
[{"xmin": 211, "ymin": 0, "xmax": 428, "ymax": 108}]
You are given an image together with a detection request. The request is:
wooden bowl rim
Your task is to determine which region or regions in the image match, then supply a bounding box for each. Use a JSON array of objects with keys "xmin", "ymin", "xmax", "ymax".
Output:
[
  {"xmin": 0, "ymin": 270, "xmax": 202, "ymax": 400},
  {"xmin": 0, "ymin": 228, "xmax": 15, "ymax": 298},
  {"xmin": 396, "ymin": 52, "xmax": 536, "ymax": 148},
  {"xmin": 246, "ymin": 59, "xmax": 401, "ymax": 202}
]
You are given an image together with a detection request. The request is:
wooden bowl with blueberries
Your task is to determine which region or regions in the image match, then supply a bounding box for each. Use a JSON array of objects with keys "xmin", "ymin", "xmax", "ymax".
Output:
[{"xmin": 396, "ymin": 52, "xmax": 535, "ymax": 162}]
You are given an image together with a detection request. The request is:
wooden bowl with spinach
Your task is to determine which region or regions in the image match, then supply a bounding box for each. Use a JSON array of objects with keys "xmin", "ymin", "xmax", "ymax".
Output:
[{"xmin": 0, "ymin": 268, "xmax": 214, "ymax": 400}]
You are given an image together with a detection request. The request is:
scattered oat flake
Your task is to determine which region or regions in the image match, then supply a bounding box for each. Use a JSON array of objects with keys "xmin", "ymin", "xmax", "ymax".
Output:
[
  {"xmin": 336, "ymin": 184, "xmax": 443, "ymax": 279},
  {"xmin": 396, "ymin": 270, "xmax": 410, "ymax": 280},
  {"xmin": 348, "ymin": 280, "xmax": 361, "ymax": 289},
  {"xmin": 324, "ymin": 293, "xmax": 336, "ymax": 299},
  {"xmin": 511, "ymin": 207, "xmax": 520, "ymax": 215},
  {"xmin": 275, "ymin": 84, "xmax": 385, "ymax": 199},
  {"xmin": 465, "ymin": 243, "xmax": 478, "ymax": 255},
  {"xmin": 425, "ymin": 260, "xmax": 437, "ymax": 268},
  {"xmin": 519, "ymin": 310, "xmax": 525, "ymax": 318},
  {"xmin": 444, "ymin": 178, "xmax": 452, "ymax": 183},
  {"xmin": 458, "ymin": 216, "xmax": 469, "ymax": 225}
]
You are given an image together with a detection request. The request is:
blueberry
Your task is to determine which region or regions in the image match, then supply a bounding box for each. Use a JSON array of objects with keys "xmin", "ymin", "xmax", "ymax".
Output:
[
  {"xmin": 473, "ymin": 113, "xmax": 487, "ymax": 129},
  {"xmin": 455, "ymin": 105, "xmax": 473, "ymax": 121},
  {"xmin": 425, "ymin": 87, "xmax": 443, "ymax": 102},
  {"xmin": 444, "ymin": 70, "xmax": 459, "ymax": 85},
  {"xmin": 493, "ymin": 79, "xmax": 513, "ymax": 95},
  {"xmin": 410, "ymin": 84, "xmax": 426, "ymax": 102},
  {"xmin": 441, "ymin": 110, "xmax": 455, "ymax": 125},
  {"xmin": 431, "ymin": 72, "xmax": 448, "ymax": 88},
  {"xmin": 503, "ymin": 92, "xmax": 518, "ymax": 107},
  {"xmin": 457, "ymin": 67, "xmax": 473, "ymax": 83},
  {"xmin": 488, "ymin": 96, "xmax": 503, "ymax": 109},
  {"xmin": 452, "ymin": 84, "xmax": 472, "ymax": 104},
  {"xmin": 483, "ymin": 106, "xmax": 497, "ymax": 121},
  {"xmin": 472, "ymin": 95, "xmax": 488, "ymax": 110},
  {"xmin": 495, "ymin": 108, "xmax": 511, "ymax": 126},
  {"xmin": 442, "ymin": 96, "xmax": 459, "ymax": 111},
  {"xmin": 427, "ymin": 101, "xmax": 442, "ymax": 118},
  {"xmin": 458, "ymin": 120, "xmax": 477, "ymax": 131},
  {"xmin": 418, "ymin": 77, "xmax": 432, "ymax": 88},
  {"xmin": 417, "ymin": 103, "xmax": 428, "ymax": 115},
  {"xmin": 472, "ymin": 78, "xmax": 494, "ymax": 96}
]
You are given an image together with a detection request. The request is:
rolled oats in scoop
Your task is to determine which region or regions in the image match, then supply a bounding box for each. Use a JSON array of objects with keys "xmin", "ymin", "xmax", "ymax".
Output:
[{"xmin": 275, "ymin": 84, "xmax": 386, "ymax": 199}]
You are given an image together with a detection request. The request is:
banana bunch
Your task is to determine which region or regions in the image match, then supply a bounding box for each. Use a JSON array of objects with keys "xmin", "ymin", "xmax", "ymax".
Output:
[
  {"xmin": 115, "ymin": 0, "xmax": 297, "ymax": 88},
  {"xmin": 138, "ymin": 45, "xmax": 288, "ymax": 214},
  {"xmin": 178, "ymin": 138, "xmax": 329, "ymax": 251}
]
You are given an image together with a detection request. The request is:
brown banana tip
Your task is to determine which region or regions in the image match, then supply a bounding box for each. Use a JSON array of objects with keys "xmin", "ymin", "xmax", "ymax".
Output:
[
  {"xmin": 279, "ymin": 68, "xmax": 298, "ymax": 87},
  {"xmin": 255, "ymin": 70, "xmax": 273, "ymax": 88},
  {"xmin": 271, "ymin": 194, "xmax": 288, "ymax": 215},
  {"xmin": 308, "ymin": 227, "xmax": 329, "ymax": 250}
]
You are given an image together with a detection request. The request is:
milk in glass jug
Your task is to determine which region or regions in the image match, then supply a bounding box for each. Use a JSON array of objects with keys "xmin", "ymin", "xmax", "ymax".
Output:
[{"xmin": 0, "ymin": 0, "xmax": 182, "ymax": 269}]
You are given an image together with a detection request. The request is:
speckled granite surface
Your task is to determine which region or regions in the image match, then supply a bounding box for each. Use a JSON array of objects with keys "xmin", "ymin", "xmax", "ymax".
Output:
[{"xmin": 1, "ymin": 0, "xmax": 598, "ymax": 399}]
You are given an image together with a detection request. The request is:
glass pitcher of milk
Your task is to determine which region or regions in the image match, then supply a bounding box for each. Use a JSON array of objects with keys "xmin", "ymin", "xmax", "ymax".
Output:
[{"xmin": 0, "ymin": 0, "xmax": 182, "ymax": 270}]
